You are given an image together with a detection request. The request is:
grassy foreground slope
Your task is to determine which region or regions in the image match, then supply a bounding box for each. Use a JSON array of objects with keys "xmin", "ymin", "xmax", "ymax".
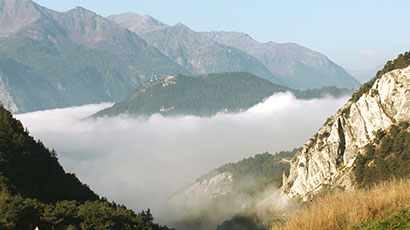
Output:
[{"xmin": 272, "ymin": 179, "xmax": 410, "ymax": 230}]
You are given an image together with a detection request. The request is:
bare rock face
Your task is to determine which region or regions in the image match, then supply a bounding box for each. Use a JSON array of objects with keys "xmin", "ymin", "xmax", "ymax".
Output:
[{"xmin": 282, "ymin": 66, "xmax": 410, "ymax": 200}]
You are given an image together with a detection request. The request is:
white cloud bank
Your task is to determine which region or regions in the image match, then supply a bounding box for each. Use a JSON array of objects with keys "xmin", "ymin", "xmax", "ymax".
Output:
[{"xmin": 15, "ymin": 92, "xmax": 349, "ymax": 219}]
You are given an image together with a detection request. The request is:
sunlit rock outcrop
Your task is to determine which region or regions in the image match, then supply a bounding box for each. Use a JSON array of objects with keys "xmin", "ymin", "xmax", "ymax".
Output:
[{"xmin": 282, "ymin": 66, "xmax": 410, "ymax": 200}]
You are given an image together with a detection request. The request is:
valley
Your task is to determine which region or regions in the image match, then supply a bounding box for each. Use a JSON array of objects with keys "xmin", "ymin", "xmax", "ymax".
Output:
[{"xmin": 0, "ymin": 0, "xmax": 409, "ymax": 229}]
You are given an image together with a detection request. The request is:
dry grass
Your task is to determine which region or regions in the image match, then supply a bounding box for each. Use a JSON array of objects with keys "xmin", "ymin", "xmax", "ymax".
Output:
[{"xmin": 272, "ymin": 179, "xmax": 410, "ymax": 230}]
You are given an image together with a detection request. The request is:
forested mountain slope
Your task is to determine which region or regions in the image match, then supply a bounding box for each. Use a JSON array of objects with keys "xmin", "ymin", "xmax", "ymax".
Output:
[
  {"xmin": 0, "ymin": 104, "xmax": 171, "ymax": 229},
  {"xmin": 94, "ymin": 72, "xmax": 353, "ymax": 117}
]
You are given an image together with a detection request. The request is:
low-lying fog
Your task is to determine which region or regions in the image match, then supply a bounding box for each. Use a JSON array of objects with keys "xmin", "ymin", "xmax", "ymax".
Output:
[{"xmin": 15, "ymin": 92, "xmax": 349, "ymax": 220}]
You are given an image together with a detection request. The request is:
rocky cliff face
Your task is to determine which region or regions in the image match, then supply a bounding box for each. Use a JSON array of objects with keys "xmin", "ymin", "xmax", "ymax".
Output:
[{"xmin": 282, "ymin": 66, "xmax": 410, "ymax": 200}]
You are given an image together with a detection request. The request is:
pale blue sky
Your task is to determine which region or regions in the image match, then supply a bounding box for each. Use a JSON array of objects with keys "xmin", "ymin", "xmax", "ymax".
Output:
[{"xmin": 35, "ymin": 0, "xmax": 410, "ymax": 70}]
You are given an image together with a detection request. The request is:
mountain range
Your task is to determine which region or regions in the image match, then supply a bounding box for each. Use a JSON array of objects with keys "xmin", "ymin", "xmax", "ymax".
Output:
[
  {"xmin": 0, "ymin": 0, "xmax": 360, "ymax": 113},
  {"xmin": 202, "ymin": 31, "xmax": 359, "ymax": 89},
  {"xmin": 0, "ymin": 0, "xmax": 187, "ymax": 113},
  {"xmin": 109, "ymin": 13, "xmax": 360, "ymax": 90}
]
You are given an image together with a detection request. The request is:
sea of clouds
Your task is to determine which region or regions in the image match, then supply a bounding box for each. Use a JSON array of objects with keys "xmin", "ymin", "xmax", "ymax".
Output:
[{"xmin": 15, "ymin": 92, "xmax": 349, "ymax": 219}]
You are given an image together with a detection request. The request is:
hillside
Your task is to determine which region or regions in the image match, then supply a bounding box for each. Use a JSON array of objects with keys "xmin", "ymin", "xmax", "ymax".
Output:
[
  {"xmin": 0, "ymin": 104, "xmax": 171, "ymax": 229},
  {"xmin": 273, "ymin": 179, "xmax": 410, "ymax": 230},
  {"xmin": 282, "ymin": 51, "xmax": 410, "ymax": 200},
  {"xmin": 93, "ymin": 72, "xmax": 353, "ymax": 117},
  {"xmin": 0, "ymin": 0, "xmax": 188, "ymax": 113},
  {"xmin": 169, "ymin": 149, "xmax": 298, "ymax": 230}
]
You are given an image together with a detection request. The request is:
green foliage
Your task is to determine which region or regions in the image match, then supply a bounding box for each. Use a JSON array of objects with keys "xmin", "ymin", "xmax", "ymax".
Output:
[
  {"xmin": 354, "ymin": 122, "xmax": 410, "ymax": 188},
  {"xmin": 350, "ymin": 51, "xmax": 410, "ymax": 103},
  {"xmin": 0, "ymin": 193, "xmax": 172, "ymax": 230},
  {"xmin": 0, "ymin": 104, "xmax": 98, "ymax": 203},
  {"xmin": 352, "ymin": 208, "xmax": 410, "ymax": 230},
  {"xmin": 95, "ymin": 72, "xmax": 353, "ymax": 117},
  {"xmin": 293, "ymin": 86, "xmax": 353, "ymax": 99}
]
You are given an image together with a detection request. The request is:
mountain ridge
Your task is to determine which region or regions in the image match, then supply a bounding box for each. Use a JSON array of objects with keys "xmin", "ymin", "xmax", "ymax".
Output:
[
  {"xmin": 202, "ymin": 31, "xmax": 360, "ymax": 89},
  {"xmin": 93, "ymin": 72, "xmax": 354, "ymax": 117},
  {"xmin": 134, "ymin": 19, "xmax": 282, "ymax": 83},
  {"xmin": 107, "ymin": 11, "xmax": 361, "ymax": 89}
]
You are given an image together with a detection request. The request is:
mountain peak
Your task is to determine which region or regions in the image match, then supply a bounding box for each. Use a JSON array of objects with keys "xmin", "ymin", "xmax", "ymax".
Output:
[
  {"xmin": 0, "ymin": 0, "xmax": 46, "ymax": 37},
  {"xmin": 107, "ymin": 12, "xmax": 168, "ymax": 35},
  {"xmin": 64, "ymin": 5, "xmax": 99, "ymax": 18},
  {"xmin": 171, "ymin": 22, "xmax": 191, "ymax": 31},
  {"xmin": 54, "ymin": 6, "xmax": 125, "ymax": 46},
  {"xmin": 174, "ymin": 22, "xmax": 185, "ymax": 27}
]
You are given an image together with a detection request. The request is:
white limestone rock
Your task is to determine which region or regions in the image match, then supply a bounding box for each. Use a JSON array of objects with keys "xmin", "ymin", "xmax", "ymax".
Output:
[{"xmin": 282, "ymin": 66, "xmax": 410, "ymax": 200}]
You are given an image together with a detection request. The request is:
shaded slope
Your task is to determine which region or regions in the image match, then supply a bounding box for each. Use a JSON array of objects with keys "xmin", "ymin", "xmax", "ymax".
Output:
[
  {"xmin": 0, "ymin": 104, "xmax": 172, "ymax": 230},
  {"xmin": 0, "ymin": 104, "xmax": 98, "ymax": 203}
]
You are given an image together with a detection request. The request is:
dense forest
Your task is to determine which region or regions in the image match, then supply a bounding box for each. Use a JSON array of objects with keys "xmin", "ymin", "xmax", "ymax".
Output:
[
  {"xmin": 94, "ymin": 72, "xmax": 353, "ymax": 117},
  {"xmin": 0, "ymin": 105, "xmax": 171, "ymax": 229},
  {"xmin": 354, "ymin": 121, "xmax": 410, "ymax": 188}
]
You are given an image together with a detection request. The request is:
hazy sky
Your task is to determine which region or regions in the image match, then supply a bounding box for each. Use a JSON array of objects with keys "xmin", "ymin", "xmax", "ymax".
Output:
[
  {"xmin": 34, "ymin": 0, "xmax": 410, "ymax": 70},
  {"xmin": 16, "ymin": 93, "xmax": 349, "ymax": 222}
]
